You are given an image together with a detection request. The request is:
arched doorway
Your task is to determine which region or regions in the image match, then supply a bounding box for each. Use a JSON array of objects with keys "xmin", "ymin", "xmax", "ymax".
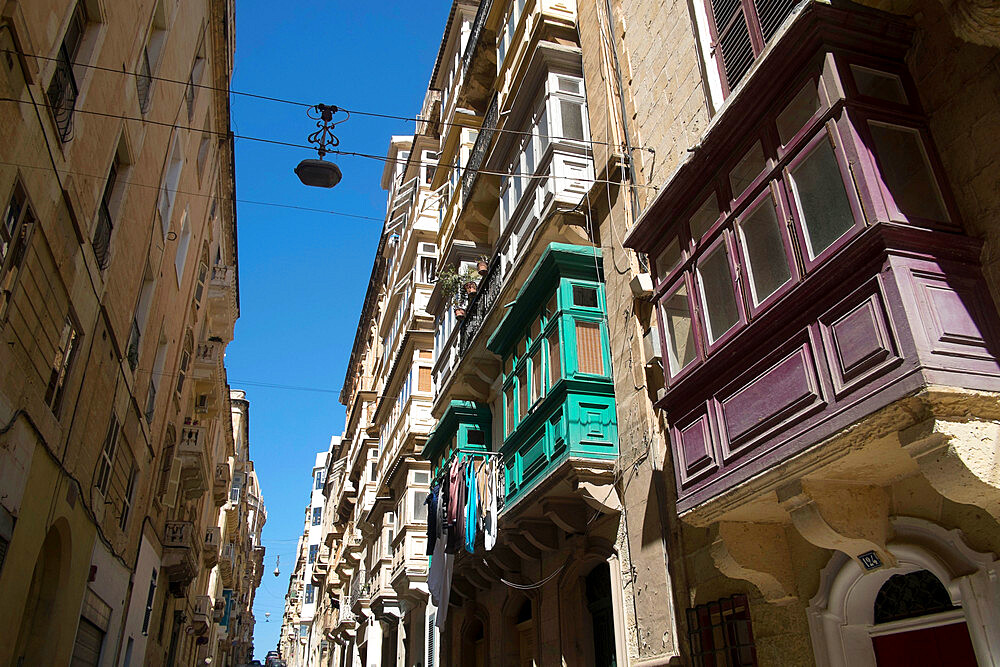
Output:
[
  {"xmin": 807, "ymin": 517, "xmax": 1000, "ymax": 667},
  {"xmin": 13, "ymin": 524, "xmax": 68, "ymax": 665},
  {"xmin": 869, "ymin": 569, "xmax": 976, "ymax": 666},
  {"xmin": 585, "ymin": 563, "xmax": 618, "ymax": 667},
  {"xmin": 503, "ymin": 597, "xmax": 536, "ymax": 667},
  {"xmin": 461, "ymin": 615, "xmax": 487, "ymax": 667}
]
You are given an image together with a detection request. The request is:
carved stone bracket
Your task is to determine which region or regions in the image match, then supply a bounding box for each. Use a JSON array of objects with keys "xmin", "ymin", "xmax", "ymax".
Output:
[
  {"xmin": 710, "ymin": 521, "xmax": 798, "ymax": 604},
  {"xmin": 777, "ymin": 480, "xmax": 897, "ymax": 571},
  {"xmin": 901, "ymin": 417, "xmax": 1000, "ymax": 521},
  {"xmin": 520, "ymin": 519, "xmax": 559, "ymax": 552}
]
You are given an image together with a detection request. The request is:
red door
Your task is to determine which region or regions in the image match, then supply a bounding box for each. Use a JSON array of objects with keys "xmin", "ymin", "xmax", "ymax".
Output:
[{"xmin": 872, "ymin": 621, "xmax": 978, "ymax": 666}]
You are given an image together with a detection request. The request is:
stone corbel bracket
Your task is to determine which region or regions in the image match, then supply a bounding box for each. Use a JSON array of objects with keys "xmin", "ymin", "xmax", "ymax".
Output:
[
  {"xmin": 900, "ymin": 417, "xmax": 1000, "ymax": 522},
  {"xmin": 777, "ymin": 480, "xmax": 897, "ymax": 571},
  {"xmin": 711, "ymin": 521, "xmax": 799, "ymax": 604},
  {"xmin": 569, "ymin": 460, "xmax": 622, "ymax": 514}
]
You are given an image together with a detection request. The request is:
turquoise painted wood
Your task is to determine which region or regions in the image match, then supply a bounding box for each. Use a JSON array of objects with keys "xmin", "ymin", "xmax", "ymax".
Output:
[
  {"xmin": 421, "ymin": 400, "xmax": 492, "ymax": 478},
  {"xmin": 488, "ymin": 243, "xmax": 619, "ymax": 509}
]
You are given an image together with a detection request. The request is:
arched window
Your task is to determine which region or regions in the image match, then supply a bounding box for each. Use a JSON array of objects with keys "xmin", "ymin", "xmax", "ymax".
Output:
[{"xmin": 873, "ymin": 570, "xmax": 956, "ymax": 624}]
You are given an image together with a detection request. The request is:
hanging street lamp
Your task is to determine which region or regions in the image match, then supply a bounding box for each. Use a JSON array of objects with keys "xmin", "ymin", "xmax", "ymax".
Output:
[{"xmin": 295, "ymin": 103, "xmax": 349, "ymax": 188}]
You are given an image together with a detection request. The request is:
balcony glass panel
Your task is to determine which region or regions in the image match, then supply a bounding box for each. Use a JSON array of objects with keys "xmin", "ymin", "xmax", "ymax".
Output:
[
  {"xmin": 851, "ymin": 65, "xmax": 907, "ymax": 104},
  {"xmin": 548, "ymin": 333, "xmax": 561, "ymax": 385},
  {"xmin": 788, "ymin": 136, "xmax": 855, "ymax": 259},
  {"xmin": 654, "ymin": 237, "xmax": 682, "ymax": 280},
  {"xmin": 729, "ymin": 141, "xmax": 766, "ymax": 199},
  {"xmin": 738, "ymin": 194, "xmax": 791, "ymax": 305},
  {"xmin": 776, "ymin": 80, "xmax": 821, "ymax": 145},
  {"xmin": 690, "ymin": 195, "xmax": 720, "ymax": 243},
  {"xmin": 697, "ymin": 242, "xmax": 740, "ymax": 343},
  {"xmin": 868, "ymin": 122, "xmax": 949, "ymax": 223},
  {"xmin": 662, "ymin": 282, "xmax": 698, "ymax": 376},
  {"xmin": 575, "ymin": 321, "xmax": 605, "ymax": 376}
]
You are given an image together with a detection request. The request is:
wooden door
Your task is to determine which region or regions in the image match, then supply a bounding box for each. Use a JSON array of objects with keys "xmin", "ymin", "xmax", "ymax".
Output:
[{"xmin": 872, "ymin": 622, "xmax": 978, "ymax": 666}]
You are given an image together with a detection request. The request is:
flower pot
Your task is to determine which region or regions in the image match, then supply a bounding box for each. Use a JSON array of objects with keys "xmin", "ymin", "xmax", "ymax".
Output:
[
  {"xmin": 477, "ymin": 261, "xmax": 489, "ymax": 276},
  {"xmin": 454, "ymin": 307, "xmax": 466, "ymax": 319},
  {"xmin": 464, "ymin": 281, "xmax": 478, "ymax": 295}
]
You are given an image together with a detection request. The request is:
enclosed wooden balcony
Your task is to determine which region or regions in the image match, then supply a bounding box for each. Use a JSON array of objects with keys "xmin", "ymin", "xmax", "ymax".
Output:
[{"xmin": 624, "ymin": 4, "xmax": 1000, "ymax": 524}]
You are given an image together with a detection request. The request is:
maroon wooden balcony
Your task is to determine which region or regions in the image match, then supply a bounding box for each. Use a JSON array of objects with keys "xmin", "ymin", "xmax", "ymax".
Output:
[{"xmin": 623, "ymin": 3, "xmax": 1000, "ymax": 513}]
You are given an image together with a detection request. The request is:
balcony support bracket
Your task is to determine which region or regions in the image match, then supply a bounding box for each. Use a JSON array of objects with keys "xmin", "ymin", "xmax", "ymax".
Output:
[
  {"xmin": 777, "ymin": 480, "xmax": 897, "ymax": 571},
  {"xmin": 710, "ymin": 522, "xmax": 798, "ymax": 604}
]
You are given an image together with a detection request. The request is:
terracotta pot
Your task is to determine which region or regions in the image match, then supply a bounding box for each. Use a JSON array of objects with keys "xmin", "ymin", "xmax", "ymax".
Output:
[
  {"xmin": 477, "ymin": 261, "xmax": 489, "ymax": 276},
  {"xmin": 454, "ymin": 307, "xmax": 466, "ymax": 319},
  {"xmin": 464, "ymin": 281, "xmax": 478, "ymax": 295}
]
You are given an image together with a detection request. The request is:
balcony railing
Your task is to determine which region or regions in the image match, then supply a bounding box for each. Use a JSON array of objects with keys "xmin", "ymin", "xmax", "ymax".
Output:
[
  {"xmin": 163, "ymin": 520, "xmax": 194, "ymax": 548},
  {"xmin": 136, "ymin": 51, "xmax": 152, "ymax": 113},
  {"xmin": 46, "ymin": 49, "xmax": 78, "ymax": 142},
  {"xmin": 92, "ymin": 202, "xmax": 112, "ymax": 269},
  {"xmin": 461, "ymin": 93, "xmax": 499, "ymax": 207},
  {"xmin": 459, "ymin": 254, "xmax": 503, "ymax": 356},
  {"xmin": 460, "ymin": 0, "xmax": 493, "ymax": 88}
]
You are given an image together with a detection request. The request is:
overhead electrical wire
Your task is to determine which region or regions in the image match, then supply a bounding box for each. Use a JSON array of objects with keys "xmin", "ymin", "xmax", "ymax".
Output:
[
  {"xmin": 0, "ymin": 95, "xmax": 657, "ymax": 193},
  {"xmin": 2, "ymin": 47, "xmax": 656, "ymax": 152}
]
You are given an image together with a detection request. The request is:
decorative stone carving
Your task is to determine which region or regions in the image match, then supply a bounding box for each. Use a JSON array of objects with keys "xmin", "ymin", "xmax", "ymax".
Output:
[{"xmin": 710, "ymin": 521, "xmax": 798, "ymax": 603}]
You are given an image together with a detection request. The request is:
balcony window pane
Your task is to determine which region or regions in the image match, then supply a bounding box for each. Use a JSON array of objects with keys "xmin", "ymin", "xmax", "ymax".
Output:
[
  {"xmin": 661, "ymin": 284, "xmax": 697, "ymax": 375},
  {"xmin": 654, "ymin": 237, "xmax": 682, "ymax": 280},
  {"xmin": 729, "ymin": 141, "xmax": 766, "ymax": 198},
  {"xmin": 789, "ymin": 137, "xmax": 855, "ymax": 258},
  {"xmin": 560, "ymin": 100, "xmax": 586, "ymax": 141},
  {"xmin": 505, "ymin": 384, "xmax": 516, "ymax": 436},
  {"xmin": 538, "ymin": 106, "xmax": 549, "ymax": 154},
  {"xmin": 531, "ymin": 348, "xmax": 542, "ymax": 402},
  {"xmin": 549, "ymin": 334, "xmax": 561, "ymax": 385},
  {"xmin": 575, "ymin": 321, "xmax": 605, "ymax": 375},
  {"xmin": 869, "ymin": 122, "xmax": 949, "ymax": 222},
  {"xmin": 852, "ymin": 65, "xmax": 907, "ymax": 104},
  {"xmin": 697, "ymin": 243, "xmax": 740, "ymax": 343},
  {"xmin": 517, "ymin": 367, "xmax": 529, "ymax": 419},
  {"xmin": 572, "ymin": 285, "xmax": 599, "ymax": 308},
  {"xmin": 739, "ymin": 197, "xmax": 791, "ymax": 305},
  {"xmin": 689, "ymin": 195, "xmax": 720, "ymax": 242},
  {"xmin": 776, "ymin": 81, "xmax": 821, "ymax": 145}
]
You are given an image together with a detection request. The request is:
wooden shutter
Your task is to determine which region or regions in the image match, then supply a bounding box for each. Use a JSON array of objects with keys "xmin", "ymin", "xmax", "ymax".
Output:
[
  {"xmin": 576, "ymin": 321, "xmax": 604, "ymax": 375},
  {"xmin": 418, "ymin": 366, "xmax": 432, "ymax": 392}
]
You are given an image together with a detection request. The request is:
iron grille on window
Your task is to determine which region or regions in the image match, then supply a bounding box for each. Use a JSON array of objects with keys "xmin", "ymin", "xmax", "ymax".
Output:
[
  {"xmin": 136, "ymin": 50, "xmax": 153, "ymax": 113},
  {"xmin": 874, "ymin": 570, "xmax": 956, "ymax": 624},
  {"xmin": 708, "ymin": 0, "xmax": 802, "ymax": 92},
  {"xmin": 462, "ymin": 93, "xmax": 499, "ymax": 206},
  {"xmin": 687, "ymin": 594, "xmax": 757, "ymax": 667},
  {"xmin": 126, "ymin": 318, "xmax": 141, "ymax": 371},
  {"xmin": 92, "ymin": 163, "xmax": 116, "ymax": 269},
  {"xmin": 45, "ymin": 4, "xmax": 87, "ymax": 141}
]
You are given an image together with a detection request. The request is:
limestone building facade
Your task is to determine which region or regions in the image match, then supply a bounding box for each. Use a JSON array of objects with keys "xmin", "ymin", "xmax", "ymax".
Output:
[{"xmin": 0, "ymin": 0, "xmax": 266, "ymax": 665}]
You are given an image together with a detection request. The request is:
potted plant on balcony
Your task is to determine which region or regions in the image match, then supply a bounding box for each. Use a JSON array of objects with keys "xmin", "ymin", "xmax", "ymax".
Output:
[
  {"xmin": 476, "ymin": 255, "xmax": 490, "ymax": 276},
  {"xmin": 437, "ymin": 264, "xmax": 479, "ymax": 319}
]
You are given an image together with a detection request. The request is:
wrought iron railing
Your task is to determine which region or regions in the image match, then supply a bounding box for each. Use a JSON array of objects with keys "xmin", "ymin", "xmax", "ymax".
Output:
[
  {"xmin": 460, "ymin": 0, "xmax": 493, "ymax": 88},
  {"xmin": 461, "ymin": 93, "xmax": 499, "ymax": 207},
  {"xmin": 459, "ymin": 256, "xmax": 503, "ymax": 356},
  {"xmin": 45, "ymin": 49, "xmax": 78, "ymax": 142},
  {"xmin": 126, "ymin": 318, "xmax": 140, "ymax": 371},
  {"xmin": 92, "ymin": 202, "xmax": 112, "ymax": 269},
  {"xmin": 136, "ymin": 51, "xmax": 152, "ymax": 113}
]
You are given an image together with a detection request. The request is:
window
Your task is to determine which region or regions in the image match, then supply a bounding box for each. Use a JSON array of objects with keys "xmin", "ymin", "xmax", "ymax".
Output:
[
  {"xmin": 737, "ymin": 193, "xmax": 791, "ymax": 306},
  {"xmin": 137, "ymin": 1, "xmax": 168, "ymax": 112},
  {"xmin": 687, "ymin": 595, "xmax": 757, "ymax": 666},
  {"xmin": 548, "ymin": 333, "xmax": 561, "ymax": 385},
  {"xmin": 867, "ymin": 122, "xmax": 949, "ymax": 223},
  {"xmin": 575, "ymin": 321, "xmax": 604, "ymax": 375},
  {"xmin": 517, "ymin": 366, "xmax": 529, "ymax": 420},
  {"xmin": 174, "ymin": 208, "xmax": 192, "ymax": 283},
  {"xmin": 158, "ymin": 136, "xmax": 183, "ymax": 236},
  {"xmin": 705, "ymin": 0, "xmax": 800, "ymax": 92},
  {"xmin": 45, "ymin": 316, "xmax": 79, "ymax": 414},
  {"xmin": 92, "ymin": 160, "xmax": 117, "ymax": 270},
  {"xmin": 1, "ymin": 182, "xmax": 36, "ymax": 318},
  {"xmin": 186, "ymin": 43, "xmax": 206, "ymax": 121},
  {"xmin": 175, "ymin": 333, "xmax": 191, "ymax": 396},
  {"xmin": 413, "ymin": 490, "xmax": 428, "ymax": 522},
  {"xmin": 696, "ymin": 241, "xmax": 740, "ymax": 344},
  {"xmin": 312, "ymin": 507, "xmax": 322, "ymax": 526},
  {"xmin": 305, "ymin": 584, "xmax": 315, "ymax": 604},
  {"xmin": 141, "ymin": 569, "xmax": 157, "ymax": 635},
  {"xmin": 572, "ymin": 286, "xmax": 599, "ymax": 309},
  {"xmin": 119, "ymin": 463, "xmax": 137, "ymax": 531},
  {"xmin": 95, "ymin": 414, "xmax": 119, "ymax": 496},
  {"xmin": 314, "ymin": 470, "xmax": 325, "ymax": 490},
  {"xmin": 196, "ymin": 132, "xmax": 211, "ymax": 178},
  {"xmin": 787, "ymin": 134, "xmax": 855, "ymax": 260},
  {"xmin": 146, "ymin": 334, "xmax": 167, "ymax": 422},
  {"xmin": 46, "ymin": 3, "xmax": 88, "ymax": 141},
  {"xmin": 72, "ymin": 589, "xmax": 111, "ymax": 666},
  {"xmin": 661, "ymin": 282, "xmax": 698, "ymax": 376},
  {"xmin": 193, "ymin": 261, "xmax": 208, "ymax": 305},
  {"xmin": 308, "ymin": 545, "xmax": 318, "ymax": 564},
  {"xmin": 505, "ymin": 384, "xmax": 516, "ymax": 436}
]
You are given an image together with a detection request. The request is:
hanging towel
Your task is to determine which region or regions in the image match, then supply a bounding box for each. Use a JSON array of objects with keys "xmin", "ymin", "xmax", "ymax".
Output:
[
  {"xmin": 446, "ymin": 457, "xmax": 464, "ymax": 554},
  {"xmin": 484, "ymin": 458, "xmax": 498, "ymax": 551},
  {"xmin": 465, "ymin": 458, "xmax": 479, "ymax": 553},
  {"xmin": 434, "ymin": 551, "xmax": 454, "ymax": 631}
]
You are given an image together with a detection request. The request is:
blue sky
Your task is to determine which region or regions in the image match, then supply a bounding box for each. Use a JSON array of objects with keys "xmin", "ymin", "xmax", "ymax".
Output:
[{"xmin": 225, "ymin": 0, "xmax": 453, "ymax": 657}]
